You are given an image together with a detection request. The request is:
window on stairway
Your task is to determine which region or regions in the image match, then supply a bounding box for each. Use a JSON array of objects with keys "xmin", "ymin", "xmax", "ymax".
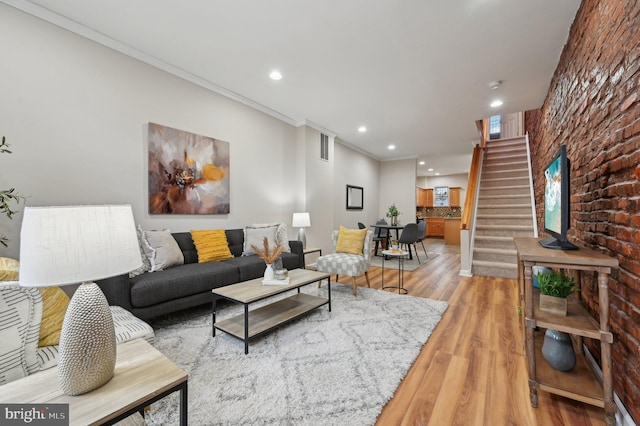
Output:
[{"xmin": 489, "ymin": 115, "xmax": 501, "ymax": 140}]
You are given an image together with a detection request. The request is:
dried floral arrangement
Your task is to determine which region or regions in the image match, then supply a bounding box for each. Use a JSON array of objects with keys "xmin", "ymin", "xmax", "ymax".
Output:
[{"xmin": 251, "ymin": 237, "xmax": 285, "ymax": 264}]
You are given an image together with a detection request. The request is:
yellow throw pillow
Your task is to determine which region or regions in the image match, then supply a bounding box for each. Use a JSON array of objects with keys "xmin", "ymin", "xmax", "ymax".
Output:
[
  {"xmin": 38, "ymin": 286, "xmax": 70, "ymax": 347},
  {"xmin": 0, "ymin": 257, "xmax": 20, "ymax": 281},
  {"xmin": 191, "ymin": 229, "xmax": 234, "ymax": 262},
  {"xmin": 335, "ymin": 225, "xmax": 368, "ymax": 256}
]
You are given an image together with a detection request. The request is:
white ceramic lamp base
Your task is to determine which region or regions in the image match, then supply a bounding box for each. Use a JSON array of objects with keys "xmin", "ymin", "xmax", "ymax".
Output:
[
  {"xmin": 298, "ymin": 228, "xmax": 307, "ymax": 249},
  {"xmin": 58, "ymin": 282, "xmax": 116, "ymax": 395}
]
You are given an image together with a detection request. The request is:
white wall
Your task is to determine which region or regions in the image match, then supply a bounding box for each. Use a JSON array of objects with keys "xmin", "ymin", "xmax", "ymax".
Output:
[
  {"xmin": 379, "ymin": 159, "xmax": 417, "ymax": 225},
  {"xmin": 0, "ymin": 5, "xmax": 300, "ymax": 258},
  {"xmin": 334, "ymin": 142, "xmax": 380, "ymax": 230}
]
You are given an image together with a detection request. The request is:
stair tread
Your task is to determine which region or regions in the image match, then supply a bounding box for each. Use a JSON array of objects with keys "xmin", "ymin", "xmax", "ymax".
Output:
[
  {"xmin": 474, "ymin": 247, "xmax": 517, "ymax": 255},
  {"xmin": 476, "ymin": 214, "xmax": 532, "ymax": 218},
  {"xmin": 476, "ymin": 224, "xmax": 534, "ymax": 229}
]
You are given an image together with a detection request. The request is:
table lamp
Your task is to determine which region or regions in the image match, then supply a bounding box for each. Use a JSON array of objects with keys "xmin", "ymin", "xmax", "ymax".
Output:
[
  {"xmin": 292, "ymin": 212, "xmax": 311, "ymax": 249},
  {"xmin": 19, "ymin": 205, "xmax": 142, "ymax": 396}
]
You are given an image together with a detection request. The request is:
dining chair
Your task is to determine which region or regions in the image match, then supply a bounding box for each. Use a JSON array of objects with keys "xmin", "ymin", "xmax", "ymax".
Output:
[
  {"xmin": 416, "ymin": 220, "xmax": 428, "ymax": 259},
  {"xmin": 357, "ymin": 222, "xmax": 366, "ymax": 229},
  {"xmin": 398, "ymin": 223, "xmax": 420, "ymax": 263},
  {"xmin": 373, "ymin": 219, "xmax": 390, "ymax": 256}
]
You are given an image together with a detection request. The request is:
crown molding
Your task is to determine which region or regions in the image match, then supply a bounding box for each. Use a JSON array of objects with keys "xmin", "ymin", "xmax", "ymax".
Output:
[{"xmin": 3, "ymin": 0, "xmax": 299, "ymax": 127}]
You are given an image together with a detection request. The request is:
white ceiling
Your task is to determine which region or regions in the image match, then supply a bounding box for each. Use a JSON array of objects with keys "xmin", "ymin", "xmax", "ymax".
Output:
[{"xmin": 7, "ymin": 0, "xmax": 581, "ymax": 176}]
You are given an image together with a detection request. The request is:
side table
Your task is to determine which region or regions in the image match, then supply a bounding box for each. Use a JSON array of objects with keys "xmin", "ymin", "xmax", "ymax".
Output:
[
  {"xmin": 303, "ymin": 247, "xmax": 322, "ymax": 270},
  {"xmin": 381, "ymin": 249, "xmax": 409, "ymax": 294},
  {"xmin": 0, "ymin": 339, "xmax": 188, "ymax": 426}
]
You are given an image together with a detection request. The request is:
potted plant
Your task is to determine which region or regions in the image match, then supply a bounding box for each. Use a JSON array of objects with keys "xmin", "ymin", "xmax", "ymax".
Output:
[
  {"xmin": 1, "ymin": 136, "xmax": 25, "ymax": 247},
  {"xmin": 537, "ymin": 270, "xmax": 576, "ymax": 316},
  {"xmin": 386, "ymin": 203, "xmax": 400, "ymax": 226}
]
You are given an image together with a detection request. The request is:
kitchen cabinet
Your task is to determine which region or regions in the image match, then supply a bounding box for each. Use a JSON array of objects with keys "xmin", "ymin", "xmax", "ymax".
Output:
[
  {"xmin": 416, "ymin": 187, "xmax": 433, "ymax": 208},
  {"xmin": 450, "ymin": 187, "xmax": 461, "ymax": 207},
  {"xmin": 514, "ymin": 238, "xmax": 619, "ymax": 426},
  {"xmin": 426, "ymin": 218, "xmax": 445, "ymax": 237},
  {"xmin": 444, "ymin": 218, "xmax": 461, "ymax": 245}
]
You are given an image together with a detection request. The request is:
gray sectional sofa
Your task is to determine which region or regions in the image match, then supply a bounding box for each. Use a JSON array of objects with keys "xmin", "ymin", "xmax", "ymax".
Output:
[{"xmin": 97, "ymin": 229, "xmax": 304, "ymax": 320}]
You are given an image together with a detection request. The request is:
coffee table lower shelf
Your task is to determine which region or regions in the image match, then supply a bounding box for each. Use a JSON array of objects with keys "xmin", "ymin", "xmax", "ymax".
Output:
[{"xmin": 215, "ymin": 293, "xmax": 328, "ymax": 347}]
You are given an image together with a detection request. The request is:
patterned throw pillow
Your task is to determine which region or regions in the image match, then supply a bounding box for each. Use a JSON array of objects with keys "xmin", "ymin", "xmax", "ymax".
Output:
[
  {"xmin": 190, "ymin": 230, "xmax": 234, "ymax": 262},
  {"xmin": 335, "ymin": 225, "xmax": 368, "ymax": 256},
  {"xmin": 38, "ymin": 287, "xmax": 70, "ymax": 347},
  {"xmin": 0, "ymin": 285, "xmax": 43, "ymax": 385}
]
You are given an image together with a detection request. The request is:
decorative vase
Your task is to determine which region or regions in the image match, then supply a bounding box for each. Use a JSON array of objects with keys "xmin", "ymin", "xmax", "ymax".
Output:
[
  {"xmin": 542, "ymin": 329, "xmax": 576, "ymax": 371},
  {"xmin": 263, "ymin": 263, "xmax": 275, "ymax": 281},
  {"xmin": 391, "ymin": 216, "xmax": 398, "ymax": 226}
]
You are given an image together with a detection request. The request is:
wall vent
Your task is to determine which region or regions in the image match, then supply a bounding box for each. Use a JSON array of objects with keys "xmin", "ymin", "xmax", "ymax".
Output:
[{"xmin": 320, "ymin": 133, "xmax": 329, "ymax": 161}]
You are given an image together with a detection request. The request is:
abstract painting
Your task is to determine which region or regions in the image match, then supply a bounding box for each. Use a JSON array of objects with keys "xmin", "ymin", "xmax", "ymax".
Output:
[{"xmin": 148, "ymin": 123, "xmax": 230, "ymax": 214}]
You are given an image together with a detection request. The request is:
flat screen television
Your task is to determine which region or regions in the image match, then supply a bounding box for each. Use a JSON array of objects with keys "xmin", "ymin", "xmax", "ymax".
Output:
[{"xmin": 539, "ymin": 144, "xmax": 578, "ymax": 250}]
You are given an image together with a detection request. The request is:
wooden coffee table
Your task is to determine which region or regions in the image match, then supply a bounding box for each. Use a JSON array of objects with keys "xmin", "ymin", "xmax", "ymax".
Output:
[{"xmin": 212, "ymin": 268, "xmax": 331, "ymax": 354}]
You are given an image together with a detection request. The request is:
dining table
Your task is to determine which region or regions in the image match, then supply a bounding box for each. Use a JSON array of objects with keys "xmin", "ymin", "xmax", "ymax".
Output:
[{"xmin": 369, "ymin": 223, "xmax": 412, "ymax": 259}]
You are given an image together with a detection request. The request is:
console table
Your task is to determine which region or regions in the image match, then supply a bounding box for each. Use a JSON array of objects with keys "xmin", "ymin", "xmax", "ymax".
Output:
[
  {"xmin": 0, "ymin": 339, "xmax": 188, "ymax": 425},
  {"xmin": 514, "ymin": 237, "xmax": 619, "ymax": 426}
]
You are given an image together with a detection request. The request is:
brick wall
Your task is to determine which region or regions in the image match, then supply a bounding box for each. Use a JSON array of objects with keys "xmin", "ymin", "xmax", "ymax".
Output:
[{"xmin": 525, "ymin": 0, "xmax": 640, "ymax": 421}]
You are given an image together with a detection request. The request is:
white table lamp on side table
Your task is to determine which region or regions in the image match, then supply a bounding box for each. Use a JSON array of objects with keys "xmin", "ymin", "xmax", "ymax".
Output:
[
  {"xmin": 292, "ymin": 212, "xmax": 311, "ymax": 249},
  {"xmin": 19, "ymin": 205, "xmax": 142, "ymax": 396}
]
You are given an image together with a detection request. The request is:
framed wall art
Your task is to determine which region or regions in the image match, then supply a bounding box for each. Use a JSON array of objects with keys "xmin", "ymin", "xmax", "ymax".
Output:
[
  {"xmin": 346, "ymin": 185, "xmax": 363, "ymax": 210},
  {"xmin": 148, "ymin": 122, "xmax": 230, "ymax": 214}
]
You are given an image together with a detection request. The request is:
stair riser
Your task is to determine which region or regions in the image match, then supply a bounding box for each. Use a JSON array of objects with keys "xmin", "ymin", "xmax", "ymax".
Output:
[
  {"xmin": 473, "ymin": 251, "xmax": 518, "ymax": 264},
  {"xmin": 475, "ymin": 228, "xmax": 535, "ymax": 237},
  {"xmin": 482, "ymin": 171, "xmax": 529, "ymax": 179},
  {"xmin": 478, "ymin": 196, "xmax": 531, "ymax": 206},
  {"xmin": 476, "ymin": 218, "xmax": 533, "ymax": 227},
  {"xmin": 479, "ymin": 187, "xmax": 529, "ymax": 196},
  {"xmin": 482, "ymin": 161, "xmax": 528, "ymax": 172},
  {"xmin": 480, "ymin": 178, "xmax": 530, "ymax": 188},
  {"xmin": 477, "ymin": 207, "xmax": 532, "ymax": 215},
  {"xmin": 474, "ymin": 239, "xmax": 517, "ymax": 250},
  {"xmin": 484, "ymin": 154, "xmax": 528, "ymax": 164},
  {"xmin": 485, "ymin": 150, "xmax": 527, "ymax": 160},
  {"xmin": 472, "ymin": 264, "xmax": 518, "ymax": 279}
]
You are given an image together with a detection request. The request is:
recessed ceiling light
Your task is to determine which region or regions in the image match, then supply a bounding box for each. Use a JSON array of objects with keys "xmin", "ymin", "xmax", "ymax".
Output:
[
  {"xmin": 489, "ymin": 80, "xmax": 502, "ymax": 90},
  {"xmin": 388, "ymin": 144, "xmax": 396, "ymax": 150},
  {"xmin": 435, "ymin": 172, "xmax": 440, "ymax": 176},
  {"xmin": 419, "ymin": 161, "xmax": 425, "ymax": 165},
  {"xmin": 269, "ymin": 70, "xmax": 283, "ymax": 80},
  {"xmin": 358, "ymin": 126, "xmax": 367, "ymax": 133},
  {"xmin": 490, "ymin": 100, "xmax": 503, "ymax": 107},
  {"xmin": 428, "ymin": 168, "xmax": 434, "ymax": 172}
]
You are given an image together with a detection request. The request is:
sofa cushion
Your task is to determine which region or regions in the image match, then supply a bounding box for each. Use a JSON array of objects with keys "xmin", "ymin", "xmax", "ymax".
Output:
[
  {"xmin": 142, "ymin": 229, "xmax": 184, "ymax": 271},
  {"xmin": 172, "ymin": 232, "xmax": 199, "ymax": 264},
  {"xmin": 0, "ymin": 285, "xmax": 43, "ymax": 385},
  {"xmin": 190, "ymin": 229, "xmax": 234, "ymax": 262},
  {"xmin": 38, "ymin": 286, "xmax": 69, "ymax": 347},
  {"xmin": 225, "ymin": 229, "xmax": 245, "ymax": 257},
  {"xmin": 130, "ymin": 261, "xmax": 240, "ymax": 308}
]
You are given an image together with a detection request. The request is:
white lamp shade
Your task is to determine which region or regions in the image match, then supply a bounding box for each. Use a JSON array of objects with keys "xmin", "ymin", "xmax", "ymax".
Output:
[
  {"xmin": 19, "ymin": 205, "xmax": 142, "ymax": 287},
  {"xmin": 292, "ymin": 212, "xmax": 311, "ymax": 228}
]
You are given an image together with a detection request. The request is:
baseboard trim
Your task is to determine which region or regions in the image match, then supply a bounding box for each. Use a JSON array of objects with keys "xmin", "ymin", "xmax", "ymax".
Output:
[
  {"xmin": 459, "ymin": 269, "xmax": 472, "ymax": 277},
  {"xmin": 583, "ymin": 344, "xmax": 636, "ymax": 425}
]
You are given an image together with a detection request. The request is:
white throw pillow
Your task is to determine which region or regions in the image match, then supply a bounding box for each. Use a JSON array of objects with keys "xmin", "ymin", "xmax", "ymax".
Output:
[
  {"xmin": 141, "ymin": 229, "xmax": 184, "ymax": 272},
  {"xmin": 129, "ymin": 225, "xmax": 152, "ymax": 278},
  {"xmin": 0, "ymin": 285, "xmax": 43, "ymax": 385},
  {"xmin": 243, "ymin": 223, "xmax": 291, "ymax": 255}
]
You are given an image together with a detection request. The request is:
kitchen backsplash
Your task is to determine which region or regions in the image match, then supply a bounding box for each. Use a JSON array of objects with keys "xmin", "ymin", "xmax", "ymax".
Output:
[{"xmin": 417, "ymin": 207, "xmax": 462, "ymax": 218}]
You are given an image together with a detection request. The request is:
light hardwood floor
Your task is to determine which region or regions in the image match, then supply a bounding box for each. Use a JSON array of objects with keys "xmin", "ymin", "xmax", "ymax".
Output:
[{"xmin": 351, "ymin": 239, "xmax": 606, "ymax": 425}]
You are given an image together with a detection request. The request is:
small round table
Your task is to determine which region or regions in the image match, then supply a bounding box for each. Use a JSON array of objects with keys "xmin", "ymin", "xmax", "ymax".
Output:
[{"xmin": 381, "ymin": 249, "xmax": 409, "ymax": 294}]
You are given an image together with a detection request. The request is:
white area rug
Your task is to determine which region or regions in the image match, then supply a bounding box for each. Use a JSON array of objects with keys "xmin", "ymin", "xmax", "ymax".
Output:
[{"xmin": 146, "ymin": 284, "xmax": 447, "ymax": 426}]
